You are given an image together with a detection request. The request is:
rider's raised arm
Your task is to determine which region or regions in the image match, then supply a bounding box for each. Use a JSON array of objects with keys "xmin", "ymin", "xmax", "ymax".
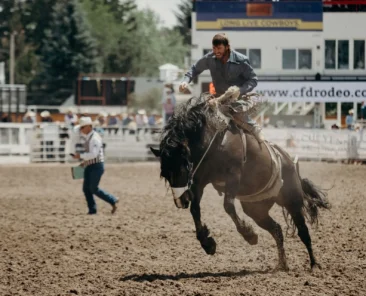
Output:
[
  {"xmin": 239, "ymin": 59, "xmax": 258, "ymax": 95},
  {"xmin": 182, "ymin": 56, "xmax": 209, "ymax": 84}
]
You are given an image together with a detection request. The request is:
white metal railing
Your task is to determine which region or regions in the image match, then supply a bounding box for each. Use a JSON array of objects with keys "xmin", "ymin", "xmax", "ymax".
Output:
[
  {"xmin": 1, "ymin": 122, "xmax": 366, "ymax": 163},
  {"xmin": 0, "ymin": 123, "xmax": 33, "ymax": 155},
  {"xmin": 29, "ymin": 124, "xmax": 163, "ymax": 162}
]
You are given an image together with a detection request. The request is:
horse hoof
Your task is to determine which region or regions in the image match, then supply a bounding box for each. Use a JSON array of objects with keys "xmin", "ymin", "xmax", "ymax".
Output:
[
  {"xmin": 202, "ymin": 237, "xmax": 216, "ymax": 255},
  {"xmin": 273, "ymin": 262, "xmax": 289, "ymax": 272},
  {"xmin": 244, "ymin": 233, "xmax": 258, "ymax": 245},
  {"xmin": 311, "ymin": 263, "xmax": 322, "ymax": 272}
]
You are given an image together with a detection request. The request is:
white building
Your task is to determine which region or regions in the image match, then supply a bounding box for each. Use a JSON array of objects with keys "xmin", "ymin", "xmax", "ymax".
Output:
[{"xmin": 188, "ymin": 0, "xmax": 366, "ymax": 128}]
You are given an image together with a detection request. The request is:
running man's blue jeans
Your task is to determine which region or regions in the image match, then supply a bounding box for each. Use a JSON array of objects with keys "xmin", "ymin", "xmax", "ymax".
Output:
[{"xmin": 83, "ymin": 162, "xmax": 117, "ymax": 214}]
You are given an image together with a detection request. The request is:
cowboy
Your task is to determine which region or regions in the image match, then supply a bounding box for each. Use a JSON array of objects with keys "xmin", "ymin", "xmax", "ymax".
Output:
[
  {"xmin": 72, "ymin": 117, "xmax": 119, "ymax": 215},
  {"xmin": 346, "ymin": 109, "xmax": 354, "ymax": 130},
  {"xmin": 179, "ymin": 33, "xmax": 264, "ymax": 142}
]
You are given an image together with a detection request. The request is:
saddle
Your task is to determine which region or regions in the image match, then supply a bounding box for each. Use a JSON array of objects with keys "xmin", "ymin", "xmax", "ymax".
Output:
[{"xmin": 219, "ymin": 119, "xmax": 284, "ymax": 203}]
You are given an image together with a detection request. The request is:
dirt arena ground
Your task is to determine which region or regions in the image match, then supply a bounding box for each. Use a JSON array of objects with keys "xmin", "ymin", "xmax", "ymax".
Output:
[{"xmin": 0, "ymin": 161, "xmax": 365, "ymax": 296}]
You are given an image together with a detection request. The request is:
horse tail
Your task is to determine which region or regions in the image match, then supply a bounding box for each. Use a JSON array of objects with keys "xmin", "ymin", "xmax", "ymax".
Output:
[
  {"xmin": 277, "ymin": 152, "xmax": 331, "ymax": 234},
  {"xmin": 300, "ymin": 177, "xmax": 331, "ymax": 226}
]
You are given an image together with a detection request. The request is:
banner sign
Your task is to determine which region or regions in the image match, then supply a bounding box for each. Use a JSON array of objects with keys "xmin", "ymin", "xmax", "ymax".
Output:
[
  {"xmin": 255, "ymin": 82, "xmax": 366, "ymax": 103},
  {"xmin": 196, "ymin": 1, "xmax": 323, "ymax": 31}
]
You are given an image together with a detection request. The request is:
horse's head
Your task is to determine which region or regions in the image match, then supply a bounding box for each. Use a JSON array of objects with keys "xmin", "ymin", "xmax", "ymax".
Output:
[
  {"xmin": 150, "ymin": 142, "xmax": 193, "ymax": 209},
  {"xmin": 151, "ymin": 93, "xmax": 220, "ymax": 209}
]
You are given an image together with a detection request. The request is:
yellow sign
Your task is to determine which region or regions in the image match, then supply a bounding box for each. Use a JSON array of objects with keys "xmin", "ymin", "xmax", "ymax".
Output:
[{"xmin": 196, "ymin": 19, "xmax": 323, "ymax": 31}]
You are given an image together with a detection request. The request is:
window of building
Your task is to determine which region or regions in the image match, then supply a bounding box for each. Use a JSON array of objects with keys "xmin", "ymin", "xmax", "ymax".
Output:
[
  {"xmin": 282, "ymin": 49, "xmax": 296, "ymax": 69},
  {"xmin": 338, "ymin": 40, "xmax": 349, "ymax": 69},
  {"xmin": 354, "ymin": 40, "xmax": 365, "ymax": 69},
  {"xmin": 325, "ymin": 40, "xmax": 336, "ymax": 69},
  {"xmin": 235, "ymin": 48, "xmax": 247, "ymax": 56},
  {"xmin": 298, "ymin": 49, "xmax": 312, "ymax": 69},
  {"xmin": 282, "ymin": 49, "xmax": 312, "ymax": 70},
  {"xmin": 249, "ymin": 49, "xmax": 261, "ymax": 69}
]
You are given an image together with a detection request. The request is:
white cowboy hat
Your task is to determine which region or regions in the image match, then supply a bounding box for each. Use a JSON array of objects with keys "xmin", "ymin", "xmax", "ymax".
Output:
[
  {"xmin": 40, "ymin": 110, "xmax": 50, "ymax": 117},
  {"xmin": 26, "ymin": 111, "xmax": 35, "ymax": 117},
  {"xmin": 349, "ymin": 109, "xmax": 354, "ymax": 114},
  {"xmin": 79, "ymin": 116, "xmax": 93, "ymax": 127},
  {"xmin": 109, "ymin": 112, "xmax": 117, "ymax": 116},
  {"xmin": 137, "ymin": 109, "xmax": 146, "ymax": 115}
]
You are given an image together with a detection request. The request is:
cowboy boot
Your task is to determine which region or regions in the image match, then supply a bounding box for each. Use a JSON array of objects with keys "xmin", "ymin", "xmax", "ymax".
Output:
[{"xmin": 232, "ymin": 115, "xmax": 265, "ymax": 144}]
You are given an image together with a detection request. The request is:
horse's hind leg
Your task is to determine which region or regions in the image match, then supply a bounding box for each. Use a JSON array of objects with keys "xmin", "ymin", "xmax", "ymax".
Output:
[
  {"xmin": 241, "ymin": 200, "xmax": 289, "ymax": 271},
  {"xmin": 224, "ymin": 168, "xmax": 258, "ymax": 245},
  {"xmin": 285, "ymin": 201, "xmax": 320, "ymax": 270},
  {"xmin": 279, "ymin": 170, "xmax": 320, "ymax": 270},
  {"xmin": 224, "ymin": 197, "xmax": 258, "ymax": 245}
]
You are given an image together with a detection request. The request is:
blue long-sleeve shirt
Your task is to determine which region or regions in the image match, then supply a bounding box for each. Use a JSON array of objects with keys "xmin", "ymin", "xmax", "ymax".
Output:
[{"xmin": 183, "ymin": 50, "xmax": 258, "ymax": 96}]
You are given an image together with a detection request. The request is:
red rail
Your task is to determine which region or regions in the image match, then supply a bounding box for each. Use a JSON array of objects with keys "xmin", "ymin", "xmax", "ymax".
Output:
[{"xmin": 323, "ymin": 0, "xmax": 366, "ymax": 4}]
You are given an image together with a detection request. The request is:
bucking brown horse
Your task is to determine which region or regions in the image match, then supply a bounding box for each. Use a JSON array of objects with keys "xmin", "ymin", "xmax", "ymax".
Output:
[{"xmin": 151, "ymin": 88, "xmax": 330, "ymax": 271}]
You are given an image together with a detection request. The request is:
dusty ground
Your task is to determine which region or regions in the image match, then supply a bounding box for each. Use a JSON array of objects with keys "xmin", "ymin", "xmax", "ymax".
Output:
[{"xmin": 0, "ymin": 162, "xmax": 365, "ymax": 296}]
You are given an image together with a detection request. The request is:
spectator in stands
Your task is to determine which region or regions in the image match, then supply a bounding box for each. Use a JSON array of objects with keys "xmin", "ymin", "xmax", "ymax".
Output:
[
  {"xmin": 164, "ymin": 83, "xmax": 177, "ymax": 104},
  {"xmin": 40, "ymin": 110, "xmax": 53, "ymax": 122},
  {"xmin": 1, "ymin": 113, "xmax": 11, "ymax": 122},
  {"xmin": 347, "ymin": 123, "xmax": 360, "ymax": 164},
  {"xmin": 107, "ymin": 112, "xmax": 119, "ymax": 135},
  {"xmin": 148, "ymin": 112, "xmax": 156, "ymax": 127},
  {"xmin": 346, "ymin": 109, "xmax": 354, "ymax": 130},
  {"xmin": 135, "ymin": 109, "xmax": 148, "ymax": 141},
  {"xmin": 22, "ymin": 111, "xmax": 36, "ymax": 123},
  {"xmin": 93, "ymin": 119, "xmax": 105, "ymax": 137},
  {"xmin": 163, "ymin": 96, "xmax": 175, "ymax": 123},
  {"xmin": 121, "ymin": 113, "xmax": 131, "ymax": 138},
  {"xmin": 97, "ymin": 112, "xmax": 107, "ymax": 127},
  {"xmin": 64, "ymin": 108, "xmax": 78, "ymax": 128},
  {"xmin": 127, "ymin": 113, "xmax": 137, "ymax": 135},
  {"xmin": 361, "ymin": 101, "xmax": 366, "ymax": 120}
]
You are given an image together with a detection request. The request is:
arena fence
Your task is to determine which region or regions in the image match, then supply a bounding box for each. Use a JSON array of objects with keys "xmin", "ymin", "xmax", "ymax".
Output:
[{"xmin": 0, "ymin": 123, "xmax": 365, "ymax": 163}]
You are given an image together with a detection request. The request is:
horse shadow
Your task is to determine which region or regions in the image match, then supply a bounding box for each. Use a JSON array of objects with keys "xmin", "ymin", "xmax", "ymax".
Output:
[{"xmin": 120, "ymin": 269, "xmax": 272, "ymax": 282}]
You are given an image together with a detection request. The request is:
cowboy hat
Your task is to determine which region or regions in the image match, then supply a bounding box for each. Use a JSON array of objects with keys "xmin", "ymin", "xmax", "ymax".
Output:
[
  {"xmin": 26, "ymin": 111, "xmax": 35, "ymax": 117},
  {"xmin": 79, "ymin": 116, "xmax": 93, "ymax": 127},
  {"xmin": 40, "ymin": 110, "xmax": 50, "ymax": 117}
]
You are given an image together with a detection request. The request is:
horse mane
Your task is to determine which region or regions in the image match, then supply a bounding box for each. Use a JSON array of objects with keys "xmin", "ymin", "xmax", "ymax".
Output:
[
  {"xmin": 160, "ymin": 92, "xmax": 223, "ymax": 159},
  {"xmin": 159, "ymin": 89, "xmax": 266, "ymax": 161}
]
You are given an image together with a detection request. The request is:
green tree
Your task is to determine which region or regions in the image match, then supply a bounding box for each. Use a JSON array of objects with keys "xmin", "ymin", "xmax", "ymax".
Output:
[
  {"xmin": 81, "ymin": 0, "xmax": 132, "ymax": 73},
  {"xmin": 22, "ymin": 0, "xmax": 57, "ymax": 52},
  {"xmin": 104, "ymin": 0, "xmax": 137, "ymax": 29},
  {"xmin": 40, "ymin": 0, "xmax": 101, "ymax": 96},
  {"xmin": 0, "ymin": 0, "xmax": 33, "ymax": 83},
  {"xmin": 128, "ymin": 9, "xmax": 188, "ymax": 77},
  {"xmin": 173, "ymin": 0, "xmax": 192, "ymax": 46}
]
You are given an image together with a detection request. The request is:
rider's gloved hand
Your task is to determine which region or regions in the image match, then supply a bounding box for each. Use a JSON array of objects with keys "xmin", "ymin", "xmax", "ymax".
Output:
[
  {"xmin": 208, "ymin": 98, "xmax": 217, "ymax": 107},
  {"xmin": 179, "ymin": 81, "xmax": 189, "ymax": 93}
]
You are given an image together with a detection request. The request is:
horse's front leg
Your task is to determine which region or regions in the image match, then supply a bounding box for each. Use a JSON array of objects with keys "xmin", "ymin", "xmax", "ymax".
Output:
[
  {"xmin": 189, "ymin": 184, "xmax": 216, "ymax": 255},
  {"xmin": 224, "ymin": 167, "xmax": 258, "ymax": 245}
]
